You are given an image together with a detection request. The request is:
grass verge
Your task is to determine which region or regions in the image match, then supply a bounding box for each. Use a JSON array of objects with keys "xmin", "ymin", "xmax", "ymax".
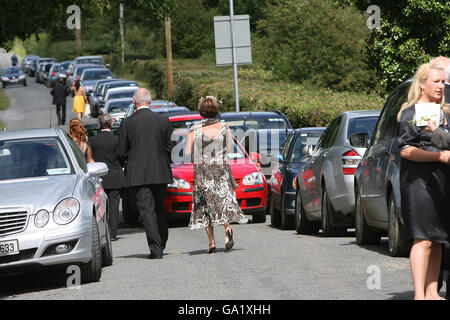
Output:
[{"xmin": 0, "ymin": 88, "xmax": 10, "ymax": 111}]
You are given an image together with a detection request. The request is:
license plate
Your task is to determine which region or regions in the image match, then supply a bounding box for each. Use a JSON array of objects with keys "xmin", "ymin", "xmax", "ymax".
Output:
[
  {"xmin": 0, "ymin": 240, "xmax": 19, "ymax": 256},
  {"xmin": 9, "ymin": 79, "xmax": 18, "ymax": 83}
]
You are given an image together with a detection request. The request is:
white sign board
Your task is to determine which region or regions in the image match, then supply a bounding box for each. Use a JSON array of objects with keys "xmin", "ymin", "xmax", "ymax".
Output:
[{"xmin": 214, "ymin": 15, "xmax": 252, "ymax": 66}]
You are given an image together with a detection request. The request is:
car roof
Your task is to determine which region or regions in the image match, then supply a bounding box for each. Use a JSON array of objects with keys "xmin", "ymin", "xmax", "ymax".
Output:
[
  {"xmin": 294, "ymin": 127, "xmax": 327, "ymax": 132},
  {"xmin": 107, "ymin": 87, "xmax": 138, "ymax": 93},
  {"xmin": 75, "ymin": 55, "xmax": 103, "ymax": 59},
  {"xmin": 219, "ymin": 111, "xmax": 287, "ymax": 118},
  {"xmin": 342, "ymin": 110, "xmax": 381, "ymax": 118},
  {"xmin": 0, "ymin": 128, "xmax": 61, "ymax": 140},
  {"xmin": 105, "ymin": 97, "xmax": 133, "ymax": 105},
  {"xmin": 82, "ymin": 68, "xmax": 110, "ymax": 73}
]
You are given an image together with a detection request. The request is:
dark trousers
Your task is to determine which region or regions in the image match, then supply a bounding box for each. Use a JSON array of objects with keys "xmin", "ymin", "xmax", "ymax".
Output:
[
  {"xmin": 132, "ymin": 184, "xmax": 168, "ymax": 257},
  {"xmin": 105, "ymin": 188, "xmax": 121, "ymax": 239},
  {"xmin": 56, "ymin": 104, "xmax": 66, "ymax": 125}
]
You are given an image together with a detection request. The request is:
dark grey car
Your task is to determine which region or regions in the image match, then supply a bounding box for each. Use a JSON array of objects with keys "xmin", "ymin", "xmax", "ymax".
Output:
[{"xmin": 354, "ymin": 79, "xmax": 413, "ymax": 257}]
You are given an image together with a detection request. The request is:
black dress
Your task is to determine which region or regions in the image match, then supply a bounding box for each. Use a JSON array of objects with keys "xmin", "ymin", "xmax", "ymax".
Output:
[{"xmin": 398, "ymin": 105, "xmax": 450, "ymax": 244}]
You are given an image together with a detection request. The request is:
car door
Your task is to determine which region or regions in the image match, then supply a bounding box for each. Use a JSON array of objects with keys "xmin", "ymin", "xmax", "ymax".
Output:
[
  {"xmin": 271, "ymin": 131, "xmax": 295, "ymax": 210},
  {"xmin": 302, "ymin": 118, "xmax": 339, "ymax": 215},
  {"xmin": 360, "ymin": 85, "xmax": 409, "ymax": 223}
]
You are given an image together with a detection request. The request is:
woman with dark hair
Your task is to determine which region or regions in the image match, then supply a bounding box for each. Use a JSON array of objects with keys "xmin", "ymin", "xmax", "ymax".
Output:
[
  {"xmin": 397, "ymin": 63, "xmax": 450, "ymax": 300},
  {"xmin": 71, "ymin": 78, "xmax": 88, "ymax": 121},
  {"xmin": 68, "ymin": 118, "xmax": 94, "ymax": 163},
  {"xmin": 185, "ymin": 96, "xmax": 247, "ymax": 253}
]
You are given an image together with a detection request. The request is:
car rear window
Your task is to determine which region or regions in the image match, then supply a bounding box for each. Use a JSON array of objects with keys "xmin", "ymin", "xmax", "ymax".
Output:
[
  {"xmin": 82, "ymin": 70, "xmax": 113, "ymax": 80},
  {"xmin": 0, "ymin": 138, "xmax": 73, "ymax": 180},
  {"xmin": 224, "ymin": 117, "xmax": 288, "ymax": 130},
  {"xmin": 347, "ymin": 116, "xmax": 379, "ymax": 140}
]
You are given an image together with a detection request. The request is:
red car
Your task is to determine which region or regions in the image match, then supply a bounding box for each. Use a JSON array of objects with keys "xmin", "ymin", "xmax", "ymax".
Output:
[{"xmin": 167, "ymin": 114, "xmax": 268, "ymax": 223}]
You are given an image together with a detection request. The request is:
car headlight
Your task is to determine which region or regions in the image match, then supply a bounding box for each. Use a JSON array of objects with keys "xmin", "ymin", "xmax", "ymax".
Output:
[
  {"xmin": 34, "ymin": 209, "xmax": 50, "ymax": 228},
  {"xmin": 19, "ymin": 75, "xmax": 25, "ymax": 79},
  {"xmin": 242, "ymin": 172, "xmax": 264, "ymax": 186},
  {"xmin": 168, "ymin": 178, "xmax": 191, "ymax": 190},
  {"xmin": 1, "ymin": 76, "xmax": 8, "ymax": 81},
  {"xmin": 53, "ymin": 198, "xmax": 80, "ymax": 225}
]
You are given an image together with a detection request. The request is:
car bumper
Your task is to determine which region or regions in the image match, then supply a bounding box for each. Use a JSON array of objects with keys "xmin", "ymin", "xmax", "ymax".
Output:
[
  {"xmin": 165, "ymin": 184, "xmax": 268, "ymax": 216},
  {"xmin": 0, "ymin": 217, "xmax": 92, "ymax": 273}
]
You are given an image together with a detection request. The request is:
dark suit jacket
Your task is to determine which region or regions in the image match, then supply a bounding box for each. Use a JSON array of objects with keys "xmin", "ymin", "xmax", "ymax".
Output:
[
  {"xmin": 89, "ymin": 130, "xmax": 124, "ymax": 189},
  {"xmin": 117, "ymin": 108, "xmax": 173, "ymax": 187},
  {"xmin": 50, "ymin": 82, "xmax": 70, "ymax": 105}
]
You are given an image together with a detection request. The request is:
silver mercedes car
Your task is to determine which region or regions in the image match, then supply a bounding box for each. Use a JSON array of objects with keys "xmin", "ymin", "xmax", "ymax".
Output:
[{"xmin": 0, "ymin": 128, "xmax": 113, "ymax": 283}]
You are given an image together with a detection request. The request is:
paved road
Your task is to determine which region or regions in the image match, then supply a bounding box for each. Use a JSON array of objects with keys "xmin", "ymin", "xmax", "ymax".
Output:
[{"xmin": 0, "ymin": 52, "xmax": 433, "ymax": 301}]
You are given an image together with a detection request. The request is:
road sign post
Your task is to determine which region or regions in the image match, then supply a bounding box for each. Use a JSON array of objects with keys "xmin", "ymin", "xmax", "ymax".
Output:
[{"xmin": 214, "ymin": 4, "xmax": 251, "ymax": 112}]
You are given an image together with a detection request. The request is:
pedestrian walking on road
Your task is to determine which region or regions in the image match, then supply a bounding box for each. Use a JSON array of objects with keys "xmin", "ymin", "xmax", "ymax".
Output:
[
  {"xmin": 185, "ymin": 96, "xmax": 248, "ymax": 254},
  {"xmin": 50, "ymin": 76, "xmax": 70, "ymax": 126},
  {"xmin": 11, "ymin": 53, "xmax": 18, "ymax": 66},
  {"xmin": 68, "ymin": 118, "xmax": 94, "ymax": 163},
  {"xmin": 397, "ymin": 62, "xmax": 450, "ymax": 300},
  {"xmin": 71, "ymin": 79, "xmax": 88, "ymax": 121},
  {"xmin": 89, "ymin": 114, "xmax": 124, "ymax": 241},
  {"xmin": 117, "ymin": 88, "xmax": 173, "ymax": 259}
]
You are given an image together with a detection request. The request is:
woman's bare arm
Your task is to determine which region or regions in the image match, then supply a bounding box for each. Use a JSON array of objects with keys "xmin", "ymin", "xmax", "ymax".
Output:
[
  {"xmin": 185, "ymin": 130, "xmax": 194, "ymax": 157},
  {"xmin": 400, "ymin": 145, "xmax": 450, "ymax": 163}
]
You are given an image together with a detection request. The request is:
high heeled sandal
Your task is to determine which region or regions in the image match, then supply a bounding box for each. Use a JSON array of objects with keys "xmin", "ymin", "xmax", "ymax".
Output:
[
  {"xmin": 225, "ymin": 227, "xmax": 234, "ymax": 251},
  {"xmin": 208, "ymin": 242, "xmax": 216, "ymax": 254}
]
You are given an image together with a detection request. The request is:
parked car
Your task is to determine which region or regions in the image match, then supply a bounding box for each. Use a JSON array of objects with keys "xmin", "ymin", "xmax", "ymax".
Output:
[
  {"xmin": 354, "ymin": 79, "xmax": 413, "ymax": 257},
  {"xmin": 240, "ymin": 128, "xmax": 293, "ymax": 179},
  {"xmin": 88, "ymin": 79, "xmax": 127, "ymax": 117},
  {"xmin": 103, "ymin": 98, "xmax": 134, "ymax": 120},
  {"xmin": 74, "ymin": 55, "xmax": 104, "ymax": 67},
  {"xmin": 101, "ymin": 87, "xmax": 139, "ymax": 111},
  {"xmin": 58, "ymin": 60, "xmax": 74, "ymax": 78},
  {"xmin": 94, "ymin": 80, "xmax": 139, "ymax": 116},
  {"xmin": 30, "ymin": 58, "xmax": 56, "ymax": 78},
  {"xmin": 294, "ymin": 110, "xmax": 380, "ymax": 236},
  {"xmin": 0, "ymin": 128, "xmax": 113, "ymax": 282},
  {"xmin": 21, "ymin": 55, "xmax": 39, "ymax": 73},
  {"xmin": 219, "ymin": 110, "xmax": 292, "ymax": 133},
  {"xmin": 35, "ymin": 63, "xmax": 48, "ymax": 84},
  {"xmin": 80, "ymin": 68, "xmax": 113, "ymax": 94},
  {"xmin": 26, "ymin": 58, "xmax": 40, "ymax": 77},
  {"xmin": 67, "ymin": 64, "xmax": 99, "ymax": 89},
  {"xmin": 41, "ymin": 63, "xmax": 55, "ymax": 86},
  {"xmin": 148, "ymin": 100, "xmax": 177, "ymax": 108},
  {"xmin": 1, "ymin": 67, "xmax": 27, "ymax": 88},
  {"xmin": 169, "ymin": 113, "xmax": 203, "ymax": 129},
  {"xmin": 269, "ymin": 127, "xmax": 325, "ymax": 229},
  {"xmin": 46, "ymin": 63, "xmax": 61, "ymax": 87}
]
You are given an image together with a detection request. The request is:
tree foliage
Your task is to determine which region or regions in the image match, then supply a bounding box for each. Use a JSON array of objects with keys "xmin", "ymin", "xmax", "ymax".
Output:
[
  {"xmin": 331, "ymin": 0, "xmax": 450, "ymax": 91},
  {"xmin": 256, "ymin": 0, "xmax": 376, "ymax": 92}
]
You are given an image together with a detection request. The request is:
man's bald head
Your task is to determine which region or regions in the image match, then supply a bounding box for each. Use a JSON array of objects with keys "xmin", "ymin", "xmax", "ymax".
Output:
[
  {"xmin": 430, "ymin": 56, "xmax": 450, "ymax": 82},
  {"xmin": 133, "ymin": 88, "xmax": 152, "ymax": 108}
]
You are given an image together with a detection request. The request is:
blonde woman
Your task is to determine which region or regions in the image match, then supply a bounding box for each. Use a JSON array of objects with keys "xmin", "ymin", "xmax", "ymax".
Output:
[{"xmin": 397, "ymin": 63, "xmax": 450, "ymax": 300}]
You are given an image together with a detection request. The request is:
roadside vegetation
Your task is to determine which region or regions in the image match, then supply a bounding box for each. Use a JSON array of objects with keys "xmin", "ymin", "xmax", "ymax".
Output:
[{"xmin": 0, "ymin": 88, "xmax": 10, "ymax": 111}]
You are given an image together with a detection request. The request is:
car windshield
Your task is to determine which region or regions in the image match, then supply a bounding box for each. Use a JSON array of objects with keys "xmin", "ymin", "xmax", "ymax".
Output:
[
  {"xmin": 171, "ymin": 118, "xmax": 202, "ymax": 129},
  {"xmin": 51, "ymin": 65, "xmax": 60, "ymax": 72},
  {"xmin": 243, "ymin": 130, "xmax": 290, "ymax": 154},
  {"xmin": 107, "ymin": 101, "xmax": 132, "ymax": 113},
  {"xmin": 290, "ymin": 132, "xmax": 323, "ymax": 163},
  {"xmin": 224, "ymin": 117, "xmax": 288, "ymax": 131},
  {"xmin": 347, "ymin": 116, "xmax": 379, "ymax": 140},
  {"xmin": 3, "ymin": 67, "xmax": 22, "ymax": 74},
  {"xmin": 0, "ymin": 138, "xmax": 73, "ymax": 180},
  {"xmin": 60, "ymin": 63, "xmax": 71, "ymax": 71},
  {"xmin": 108, "ymin": 90, "xmax": 136, "ymax": 100},
  {"xmin": 77, "ymin": 58, "xmax": 103, "ymax": 65},
  {"xmin": 171, "ymin": 130, "xmax": 246, "ymax": 164},
  {"xmin": 82, "ymin": 70, "xmax": 112, "ymax": 80}
]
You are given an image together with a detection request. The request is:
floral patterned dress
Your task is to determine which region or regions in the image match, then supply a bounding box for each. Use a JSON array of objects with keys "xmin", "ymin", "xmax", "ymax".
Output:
[{"xmin": 188, "ymin": 119, "xmax": 248, "ymax": 229}]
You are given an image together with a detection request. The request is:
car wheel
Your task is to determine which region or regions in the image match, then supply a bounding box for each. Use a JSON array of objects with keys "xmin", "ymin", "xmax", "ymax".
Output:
[
  {"xmin": 355, "ymin": 190, "xmax": 381, "ymax": 245},
  {"xmin": 80, "ymin": 215, "xmax": 102, "ymax": 284},
  {"xmin": 295, "ymin": 189, "xmax": 319, "ymax": 234},
  {"xmin": 270, "ymin": 197, "xmax": 280, "ymax": 227},
  {"xmin": 101, "ymin": 219, "xmax": 113, "ymax": 267},
  {"xmin": 280, "ymin": 193, "xmax": 294, "ymax": 230},
  {"xmin": 321, "ymin": 187, "xmax": 346, "ymax": 236},
  {"xmin": 388, "ymin": 191, "xmax": 411, "ymax": 257}
]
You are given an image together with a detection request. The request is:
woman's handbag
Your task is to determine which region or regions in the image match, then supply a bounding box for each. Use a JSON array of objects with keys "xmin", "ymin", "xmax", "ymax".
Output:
[{"xmin": 85, "ymin": 103, "xmax": 91, "ymax": 116}]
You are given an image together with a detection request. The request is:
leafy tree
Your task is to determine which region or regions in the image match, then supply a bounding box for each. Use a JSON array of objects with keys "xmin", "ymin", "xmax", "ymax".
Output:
[
  {"xmin": 331, "ymin": 0, "xmax": 450, "ymax": 91},
  {"xmin": 256, "ymin": 0, "xmax": 376, "ymax": 91}
]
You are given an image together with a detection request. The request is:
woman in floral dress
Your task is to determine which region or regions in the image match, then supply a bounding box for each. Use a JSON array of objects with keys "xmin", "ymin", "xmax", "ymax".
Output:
[{"xmin": 185, "ymin": 96, "xmax": 248, "ymax": 253}]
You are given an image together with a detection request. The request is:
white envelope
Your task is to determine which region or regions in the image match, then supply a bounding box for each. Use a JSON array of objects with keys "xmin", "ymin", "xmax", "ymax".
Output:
[{"xmin": 414, "ymin": 103, "xmax": 441, "ymax": 126}]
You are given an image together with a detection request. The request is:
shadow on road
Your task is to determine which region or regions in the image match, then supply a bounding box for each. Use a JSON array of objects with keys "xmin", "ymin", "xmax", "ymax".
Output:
[{"xmin": 0, "ymin": 268, "xmax": 67, "ymax": 299}]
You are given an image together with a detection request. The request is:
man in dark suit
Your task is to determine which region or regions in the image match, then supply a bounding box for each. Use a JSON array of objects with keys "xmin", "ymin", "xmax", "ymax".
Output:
[
  {"xmin": 89, "ymin": 114, "xmax": 124, "ymax": 241},
  {"xmin": 118, "ymin": 88, "xmax": 173, "ymax": 259},
  {"xmin": 50, "ymin": 76, "xmax": 70, "ymax": 125}
]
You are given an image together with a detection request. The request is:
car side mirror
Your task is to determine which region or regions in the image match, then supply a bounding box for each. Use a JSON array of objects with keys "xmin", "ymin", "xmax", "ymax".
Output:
[
  {"xmin": 87, "ymin": 162, "xmax": 108, "ymax": 178},
  {"xmin": 349, "ymin": 133, "xmax": 369, "ymax": 148}
]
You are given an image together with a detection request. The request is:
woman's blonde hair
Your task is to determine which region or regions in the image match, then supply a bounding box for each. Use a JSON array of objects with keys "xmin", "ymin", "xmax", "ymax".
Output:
[
  {"xmin": 397, "ymin": 63, "xmax": 446, "ymax": 121},
  {"xmin": 68, "ymin": 118, "xmax": 88, "ymax": 143}
]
